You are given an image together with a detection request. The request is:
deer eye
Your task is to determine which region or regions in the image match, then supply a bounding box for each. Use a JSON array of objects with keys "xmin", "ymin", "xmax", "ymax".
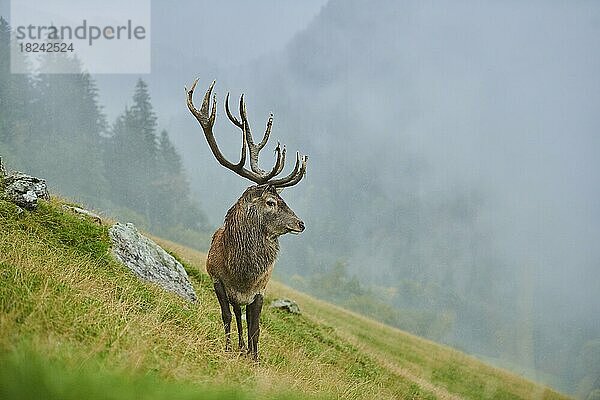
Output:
[{"xmin": 266, "ymin": 199, "xmax": 277, "ymax": 208}]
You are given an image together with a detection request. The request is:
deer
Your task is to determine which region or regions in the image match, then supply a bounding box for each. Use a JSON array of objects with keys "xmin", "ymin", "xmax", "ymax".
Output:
[{"xmin": 186, "ymin": 79, "xmax": 308, "ymax": 361}]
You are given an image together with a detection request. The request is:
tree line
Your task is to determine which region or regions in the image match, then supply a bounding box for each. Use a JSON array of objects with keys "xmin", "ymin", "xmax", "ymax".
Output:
[{"xmin": 0, "ymin": 18, "xmax": 209, "ymax": 248}]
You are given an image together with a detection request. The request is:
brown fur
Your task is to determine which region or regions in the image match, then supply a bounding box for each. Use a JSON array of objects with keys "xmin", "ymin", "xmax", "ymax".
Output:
[{"xmin": 206, "ymin": 185, "xmax": 303, "ymax": 305}]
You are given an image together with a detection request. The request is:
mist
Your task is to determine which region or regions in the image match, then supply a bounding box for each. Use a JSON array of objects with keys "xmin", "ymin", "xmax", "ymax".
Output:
[{"xmin": 1, "ymin": 0, "xmax": 599, "ymax": 396}]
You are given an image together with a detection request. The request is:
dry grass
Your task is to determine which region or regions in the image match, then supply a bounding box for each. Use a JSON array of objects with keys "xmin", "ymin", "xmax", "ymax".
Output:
[
  {"xmin": 0, "ymin": 197, "xmax": 572, "ymax": 399},
  {"xmin": 0, "ymin": 198, "xmax": 428, "ymax": 399}
]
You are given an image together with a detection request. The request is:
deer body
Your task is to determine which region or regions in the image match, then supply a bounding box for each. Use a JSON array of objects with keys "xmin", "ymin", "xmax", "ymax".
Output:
[
  {"xmin": 207, "ymin": 186, "xmax": 288, "ymax": 305},
  {"xmin": 187, "ymin": 79, "xmax": 307, "ymax": 360},
  {"xmin": 207, "ymin": 225, "xmax": 278, "ymax": 306}
]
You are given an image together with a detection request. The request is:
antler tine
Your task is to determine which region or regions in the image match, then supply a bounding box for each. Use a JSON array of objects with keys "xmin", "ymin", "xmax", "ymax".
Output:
[
  {"xmin": 274, "ymin": 154, "xmax": 308, "ymax": 188},
  {"xmin": 257, "ymin": 114, "xmax": 273, "ymax": 150},
  {"xmin": 239, "ymin": 93, "xmax": 251, "ymax": 145},
  {"xmin": 225, "ymin": 92, "xmax": 243, "ymax": 129},
  {"xmin": 223, "ymin": 93, "xmax": 247, "ymax": 168},
  {"xmin": 201, "ymin": 80, "xmax": 216, "ymax": 126},
  {"xmin": 261, "ymin": 143, "xmax": 287, "ymax": 182},
  {"xmin": 239, "ymin": 95, "xmax": 276, "ymax": 176},
  {"xmin": 275, "ymin": 145, "xmax": 287, "ymax": 176},
  {"xmin": 185, "ymin": 78, "xmax": 203, "ymax": 123},
  {"xmin": 187, "ymin": 79, "xmax": 254, "ymax": 181},
  {"xmin": 225, "ymin": 90, "xmax": 278, "ymax": 181},
  {"xmin": 268, "ymin": 152, "xmax": 307, "ymax": 188},
  {"xmin": 186, "ymin": 79, "xmax": 217, "ymax": 141}
]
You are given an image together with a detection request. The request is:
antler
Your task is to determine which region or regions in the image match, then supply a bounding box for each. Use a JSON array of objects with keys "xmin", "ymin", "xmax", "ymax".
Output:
[{"xmin": 186, "ymin": 78, "xmax": 307, "ymax": 188}]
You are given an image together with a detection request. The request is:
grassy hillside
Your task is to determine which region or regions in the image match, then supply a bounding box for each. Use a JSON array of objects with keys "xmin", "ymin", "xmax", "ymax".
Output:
[{"xmin": 0, "ymin": 195, "xmax": 571, "ymax": 400}]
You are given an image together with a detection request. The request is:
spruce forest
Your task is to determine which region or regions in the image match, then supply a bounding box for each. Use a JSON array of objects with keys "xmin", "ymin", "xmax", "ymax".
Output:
[{"xmin": 0, "ymin": 18, "xmax": 209, "ymax": 249}]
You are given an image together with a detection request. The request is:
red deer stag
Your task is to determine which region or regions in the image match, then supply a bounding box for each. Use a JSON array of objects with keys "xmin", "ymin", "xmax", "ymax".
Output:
[{"xmin": 186, "ymin": 79, "xmax": 307, "ymax": 361}]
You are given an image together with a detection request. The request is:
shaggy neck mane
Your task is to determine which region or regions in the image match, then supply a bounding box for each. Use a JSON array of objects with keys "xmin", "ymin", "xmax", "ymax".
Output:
[{"xmin": 222, "ymin": 196, "xmax": 279, "ymax": 279}]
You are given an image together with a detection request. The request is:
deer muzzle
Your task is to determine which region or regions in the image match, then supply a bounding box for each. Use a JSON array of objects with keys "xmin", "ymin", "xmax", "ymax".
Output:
[{"xmin": 288, "ymin": 220, "xmax": 305, "ymax": 234}]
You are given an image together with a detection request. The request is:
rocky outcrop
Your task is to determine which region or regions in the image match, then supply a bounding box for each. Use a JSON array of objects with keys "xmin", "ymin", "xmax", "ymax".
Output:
[
  {"xmin": 0, "ymin": 157, "xmax": 196, "ymax": 301},
  {"xmin": 109, "ymin": 222, "xmax": 197, "ymax": 302},
  {"xmin": 2, "ymin": 172, "xmax": 50, "ymax": 210},
  {"xmin": 270, "ymin": 298, "xmax": 301, "ymax": 314}
]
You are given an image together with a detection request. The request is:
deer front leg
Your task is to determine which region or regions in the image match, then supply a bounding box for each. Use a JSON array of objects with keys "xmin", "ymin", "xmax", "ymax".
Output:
[
  {"xmin": 213, "ymin": 280, "xmax": 232, "ymax": 351},
  {"xmin": 246, "ymin": 294, "xmax": 264, "ymax": 362},
  {"xmin": 232, "ymin": 303, "xmax": 246, "ymax": 352}
]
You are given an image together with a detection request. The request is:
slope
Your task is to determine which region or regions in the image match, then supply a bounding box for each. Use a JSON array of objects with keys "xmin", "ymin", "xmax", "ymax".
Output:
[{"xmin": 0, "ymin": 196, "xmax": 571, "ymax": 400}]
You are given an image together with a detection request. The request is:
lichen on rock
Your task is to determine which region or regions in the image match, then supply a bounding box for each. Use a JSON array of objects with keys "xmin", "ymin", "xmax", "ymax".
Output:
[
  {"xmin": 2, "ymin": 172, "xmax": 50, "ymax": 210},
  {"xmin": 109, "ymin": 222, "xmax": 197, "ymax": 302},
  {"xmin": 270, "ymin": 298, "xmax": 301, "ymax": 314}
]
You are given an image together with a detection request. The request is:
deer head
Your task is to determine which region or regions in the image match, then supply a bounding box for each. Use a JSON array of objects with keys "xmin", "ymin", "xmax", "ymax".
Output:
[
  {"xmin": 186, "ymin": 79, "xmax": 307, "ymax": 239},
  {"xmin": 228, "ymin": 184, "xmax": 305, "ymax": 239}
]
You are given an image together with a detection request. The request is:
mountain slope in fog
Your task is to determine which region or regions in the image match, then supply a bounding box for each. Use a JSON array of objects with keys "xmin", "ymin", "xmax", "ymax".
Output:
[
  {"xmin": 167, "ymin": 1, "xmax": 600, "ymax": 395},
  {"xmin": 92, "ymin": 0, "xmax": 599, "ymax": 395}
]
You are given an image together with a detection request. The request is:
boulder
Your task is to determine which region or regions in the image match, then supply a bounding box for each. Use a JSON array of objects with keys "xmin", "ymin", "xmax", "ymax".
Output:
[
  {"xmin": 270, "ymin": 298, "xmax": 301, "ymax": 314},
  {"xmin": 109, "ymin": 222, "xmax": 197, "ymax": 302},
  {"xmin": 2, "ymin": 172, "xmax": 50, "ymax": 210}
]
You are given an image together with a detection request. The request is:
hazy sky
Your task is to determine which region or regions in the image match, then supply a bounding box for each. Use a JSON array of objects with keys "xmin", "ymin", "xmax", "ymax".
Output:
[{"xmin": 94, "ymin": 0, "xmax": 328, "ymax": 119}]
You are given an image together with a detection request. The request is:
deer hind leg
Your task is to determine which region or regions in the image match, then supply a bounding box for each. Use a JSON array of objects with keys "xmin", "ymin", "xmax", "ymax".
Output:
[
  {"xmin": 246, "ymin": 294, "xmax": 264, "ymax": 362},
  {"xmin": 232, "ymin": 303, "xmax": 246, "ymax": 352},
  {"xmin": 213, "ymin": 280, "xmax": 232, "ymax": 351}
]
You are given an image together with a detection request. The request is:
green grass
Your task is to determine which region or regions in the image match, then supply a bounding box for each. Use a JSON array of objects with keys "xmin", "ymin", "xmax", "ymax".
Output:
[
  {"xmin": 0, "ymin": 196, "xmax": 572, "ymax": 399},
  {"xmin": 0, "ymin": 345, "xmax": 252, "ymax": 400}
]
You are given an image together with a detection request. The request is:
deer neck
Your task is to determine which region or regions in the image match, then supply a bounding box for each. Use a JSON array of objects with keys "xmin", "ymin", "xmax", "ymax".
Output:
[{"xmin": 223, "ymin": 202, "xmax": 279, "ymax": 278}]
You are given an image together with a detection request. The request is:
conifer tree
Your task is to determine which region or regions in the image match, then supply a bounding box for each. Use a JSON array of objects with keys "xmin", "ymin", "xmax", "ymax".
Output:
[
  {"xmin": 130, "ymin": 79, "xmax": 158, "ymax": 158},
  {"xmin": 158, "ymin": 129, "xmax": 182, "ymax": 176},
  {"xmin": 123, "ymin": 79, "xmax": 158, "ymax": 219},
  {"xmin": 105, "ymin": 80, "xmax": 162, "ymax": 219},
  {"xmin": 104, "ymin": 108, "xmax": 138, "ymax": 207},
  {"xmin": 31, "ymin": 50, "xmax": 108, "ymax": 203},
  {"xmin": 153, "ymin": 129, "xmax": 207, "ymax": 230}
]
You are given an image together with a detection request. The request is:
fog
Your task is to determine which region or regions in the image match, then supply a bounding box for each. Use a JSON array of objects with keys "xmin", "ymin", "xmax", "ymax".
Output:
[{"xmin": 2, "ymin": 0, "xmax": 599, "ymax": 396}]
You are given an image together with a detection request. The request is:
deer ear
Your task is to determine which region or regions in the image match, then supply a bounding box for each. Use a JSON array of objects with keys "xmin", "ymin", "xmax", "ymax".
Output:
[{"xmin": 275, "ymin": 187, "xmax": 284, "ymax": 194}]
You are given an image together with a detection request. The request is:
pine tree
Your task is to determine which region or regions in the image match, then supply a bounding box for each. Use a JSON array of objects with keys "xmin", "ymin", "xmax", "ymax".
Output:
[
  {"xmin": 154, "ymin": 129, "xmax": 207, "ymax": 230},
  {"xmin": 104, "ymin": 79, "xmax": 158, "ymax": 220},
  {"xmin": 129, "ymin": 79, "xmax": 158, "ymax": 219},
  {"xmin": 31, "ymin": 50, "xmax": 108, "ymax": 203},
  {"xmin": 104, "ymin": 108, "xmax": 136, "ymax": 207},
  {"xmin": 130, "ymin": 79, "xmax": 158, "ymax": 158},
  {"xmin": 158, "ymin": 129, "xmax": 182, "ymax": 175}
]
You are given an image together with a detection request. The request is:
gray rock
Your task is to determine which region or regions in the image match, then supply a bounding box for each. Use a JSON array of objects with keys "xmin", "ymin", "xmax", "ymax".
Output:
[
  {"xmin": 109, "ymin": 222, "xmax": 197, "ymax": 302},
  {"xmin": 270, "ymin": 298, "xmax": 301, "ymax": 314},
  {"xmin": 2, "ymin": 172, "xmax": 50, "ymax": 210}
]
